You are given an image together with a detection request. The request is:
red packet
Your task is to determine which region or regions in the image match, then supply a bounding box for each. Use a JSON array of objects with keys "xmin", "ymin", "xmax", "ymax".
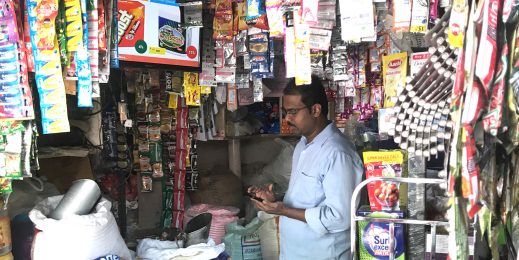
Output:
[
  {"xmin": 174, "ymin": 170, "xmax": 186, "ymax": 191},
  {"xmin": 173, "ymin": 189, "xmax": 185, "ymax": 211},
  {"xmin": 172, "ymin": 210, "xmax": 184, "ymax": 229}
]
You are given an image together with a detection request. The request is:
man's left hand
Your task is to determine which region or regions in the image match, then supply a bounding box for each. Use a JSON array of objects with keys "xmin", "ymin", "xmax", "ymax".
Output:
[{"xmin": 252, "ymin": 199, "xmax": 286, "ymax": 215}]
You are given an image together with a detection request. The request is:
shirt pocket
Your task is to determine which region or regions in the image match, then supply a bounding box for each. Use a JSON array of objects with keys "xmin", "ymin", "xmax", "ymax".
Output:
[{"xmin": 292, "ymin": 171, "xmax": 321, "ymax": 207}]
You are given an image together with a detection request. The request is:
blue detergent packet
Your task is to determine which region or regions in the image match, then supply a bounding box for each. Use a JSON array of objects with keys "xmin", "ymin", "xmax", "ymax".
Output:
[
  {"xmin": 94, "ymin": 255, "xmax": 120, "ymax": 260},
  {"xmin": 357, "ymin": 206, "xmax": 406, "ymax": 260}
]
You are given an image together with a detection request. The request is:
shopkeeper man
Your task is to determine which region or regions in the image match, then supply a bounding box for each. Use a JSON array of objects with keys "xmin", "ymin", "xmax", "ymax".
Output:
[{"xmin": 249, "ymin": 75, "xmax": 363, "ymax": 260}]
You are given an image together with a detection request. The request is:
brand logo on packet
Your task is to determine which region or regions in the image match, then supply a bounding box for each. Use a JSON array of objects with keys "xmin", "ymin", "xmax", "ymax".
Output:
[
  {"xmin": 118, "ymin": 10, "xmax": 134, "ymax": 43},
  {"xmin": 363, "ymin": 223, "xmax": 404, "ymax": 259},
  {"xmin": 388, "ymin": 60, "xmax": 402, "ymax": 69}
]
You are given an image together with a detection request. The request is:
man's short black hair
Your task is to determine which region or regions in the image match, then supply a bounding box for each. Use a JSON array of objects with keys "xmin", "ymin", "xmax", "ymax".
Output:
[{"xmin": 283, "ymin": 75, "xmax": 328, "ymax": 118}]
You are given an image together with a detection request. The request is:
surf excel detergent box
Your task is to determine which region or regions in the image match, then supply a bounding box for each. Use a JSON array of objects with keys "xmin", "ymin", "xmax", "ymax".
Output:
[{"xmin": 357, "ymin": 206, "xmax": 406, "ymax": 260}]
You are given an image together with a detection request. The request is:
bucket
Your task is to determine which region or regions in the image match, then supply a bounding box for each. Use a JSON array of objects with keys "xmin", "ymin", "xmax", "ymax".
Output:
[
  {"xmin": 177, "ymin": 213, "xmax": 212, "ymax": 248},
  {"xmin": 49, "ymin": 179, "xmax": 101, "ymax": 220}
]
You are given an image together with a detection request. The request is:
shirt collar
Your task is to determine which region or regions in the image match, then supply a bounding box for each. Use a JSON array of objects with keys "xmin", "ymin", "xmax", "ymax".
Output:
[{"xmin": 302, "ymin": 121, "xmax": 335, "ymax": 146}]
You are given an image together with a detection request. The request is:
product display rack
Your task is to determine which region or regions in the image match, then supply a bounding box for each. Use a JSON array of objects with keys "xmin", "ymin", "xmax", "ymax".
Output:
[{"xmin": 350, "ymin": 177, "xmax": 448, "ymax": 260}]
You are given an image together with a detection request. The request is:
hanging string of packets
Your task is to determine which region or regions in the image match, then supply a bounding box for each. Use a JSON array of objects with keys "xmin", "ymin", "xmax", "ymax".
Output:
[{"xmin": 0, "ymin": 0, "xmax": 34, "ymax": 121}]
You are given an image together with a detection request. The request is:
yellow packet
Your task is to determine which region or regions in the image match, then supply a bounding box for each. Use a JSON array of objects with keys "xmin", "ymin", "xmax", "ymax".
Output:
[
  {"xmin": 64, "ymin": 0, "xmax": 83, "ymax": 51},
  {"xmin": 382, "ymin": 52, "xmax": 407, "ymax": 108},
  {"xmin": 448, "ymin": 0, "xmax": 468, "ymax": 48},
  {"xmin": 201, "ymin": 86, "xmax": 212, "ymax": 94},
  {"xmin": 184, "ymin": 72, "xmax": 201, "ymax": 106},
  {"xmin": 168, "ymin": 93, "xmax": 179, "ymax": 109}
]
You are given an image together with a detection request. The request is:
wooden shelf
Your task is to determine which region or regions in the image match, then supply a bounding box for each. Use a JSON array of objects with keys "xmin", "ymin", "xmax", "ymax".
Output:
[{"xmin": 206, "ymin": 134, "xmax": 300, "ymax": 141}]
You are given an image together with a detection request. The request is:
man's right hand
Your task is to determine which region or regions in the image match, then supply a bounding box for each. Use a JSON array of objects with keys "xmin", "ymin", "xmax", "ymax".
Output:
[{"xmin": 248, "ymin": 184, "xmax": 276, "ymax": 203}]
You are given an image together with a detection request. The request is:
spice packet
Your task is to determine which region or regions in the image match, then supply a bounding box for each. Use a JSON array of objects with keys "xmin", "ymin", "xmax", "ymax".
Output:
[{"xmin": 382, "ymin": 52, "xmax": 407, "ymax": 108}]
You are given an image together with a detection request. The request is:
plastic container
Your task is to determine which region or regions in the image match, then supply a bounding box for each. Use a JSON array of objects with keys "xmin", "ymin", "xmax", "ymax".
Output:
[{"xmin": 49, "ymin": 179, "xmax": 101, "ymax": 220}]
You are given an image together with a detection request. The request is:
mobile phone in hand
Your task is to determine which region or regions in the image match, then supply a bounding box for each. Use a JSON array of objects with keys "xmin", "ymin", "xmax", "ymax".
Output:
[{"xmin": 246, "ymin": 192, "xmax": 264, "ymax": 202}]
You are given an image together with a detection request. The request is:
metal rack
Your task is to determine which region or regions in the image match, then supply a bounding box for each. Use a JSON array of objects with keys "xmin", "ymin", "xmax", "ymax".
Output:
[{"xmin": 350, "ymin": 177, "xmax": 449, "ymax": 260}]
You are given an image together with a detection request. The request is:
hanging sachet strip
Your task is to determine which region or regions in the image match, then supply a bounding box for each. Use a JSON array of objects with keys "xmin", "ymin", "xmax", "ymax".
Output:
[{"xmin": 26, "ymin": 0, "xmax": 70, "ymax": 133}]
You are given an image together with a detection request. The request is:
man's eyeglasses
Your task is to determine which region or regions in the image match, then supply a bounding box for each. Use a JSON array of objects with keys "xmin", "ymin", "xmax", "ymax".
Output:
[{"xmin": 282, "ymin": 106, "xmax": 307, "ymax": 117}]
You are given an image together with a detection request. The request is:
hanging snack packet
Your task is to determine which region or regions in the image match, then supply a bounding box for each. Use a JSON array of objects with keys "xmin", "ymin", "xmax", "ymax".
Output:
[
  {"xmin": 227, "ymin": 84, "xmax": 238, "ymax": 111},
  {"xmin": 235, "ymin": 30, "xmax": 248, "ymax": 56},
  {"xmin": 266, "ymin": 0, "xmax": 284, "ymax": 38},
  {"xmin": 56, "ymin": 0, "xmax": 69, "ymax": 66},
  {"xmin": 301, "ymin": 0, "xmax": 319, "ymax": 25},
  {"xmin": 184, "ymin": 72, "xmax": 201, "ymax": 106},
  {"xmin": 382, "ymin": 52, "xmax": 407, "ymax": 108},
  {"xmin": 236, "ymin": 1, "xmax": 249, "ymax": 31},
  {"xmin": 253, "ymin": 77, "xmax": 263, "ymax": 102},
  {"xmin": 310, "ymin": 28, "xmax": 332, "ymax": 51},
  {"xmin": 294, "ymin": 10, "xmax": 311, "ymax": 85},
  {"xmin": 215, "ymin": 41, "xmax": 236, "ymax": 83},
  {"xmin": 0, "ymin": 178, "xmax": 11, "ymax": 193},
  {"xmin": 285, "ymin": 26, "xmax": 296, "ymax": 78},
  {"xmin": 392, "ymin": 0, "xmax": 412, "ymax": 32},
  {"xmin": 87, "ymin": 0, "xmax": 99, "ymax": 84},
  {"xmin": 249, "ymin": 32, "xmax": 270, "ymax": 78},
  {"xmin": 213, "ymin": 0, "xmax": 233, "ymax": 40},
  {"xmin": 246, "ymin": 0, "xmax": 266, "ymax": 22},
  {"xmin": 410, "ymin": 0, "xmax": 429, "ymax": 33},
  {"xmin": 141, "ymin": 174, "xmax": 153, "ymax": 192}
]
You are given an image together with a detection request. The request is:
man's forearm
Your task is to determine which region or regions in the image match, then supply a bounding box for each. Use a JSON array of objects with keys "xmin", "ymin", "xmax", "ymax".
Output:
[{"xmin": 280, "ymin": 206, "xmax": 307, "ymax": 223}]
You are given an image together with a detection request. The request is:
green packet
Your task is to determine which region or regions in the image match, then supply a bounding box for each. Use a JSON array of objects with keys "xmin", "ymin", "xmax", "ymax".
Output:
[
  {"xmin": 0, "ymin": 121, "xmax": 25, "ymax": 136},
  {"xmin": 0, "ymin": 178, "xmax": 12, "ymax": 193}
]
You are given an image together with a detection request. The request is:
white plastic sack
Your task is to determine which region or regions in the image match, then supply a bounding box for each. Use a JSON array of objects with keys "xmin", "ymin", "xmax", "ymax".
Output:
[
  {"xmin": 137, "ymin": 238, "xmax": 225, "ymax": 260},
  {"xmin": 29, "ymin": 195, "xmax": 132, "ymax": 260},
  {"xmin": 257, "ymin": 211, "xmax": 280, "ymax": 260},
  {"xmin": 223, "ymin": 218, "xmax": 263, "ymax": 260}
]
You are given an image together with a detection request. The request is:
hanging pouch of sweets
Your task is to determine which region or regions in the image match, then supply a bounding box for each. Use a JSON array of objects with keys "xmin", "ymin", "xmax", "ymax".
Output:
[
  {"xmin": 382, "ymin": 52, "xmax": 407, "ymax": 108},
  {"xmin": 363, "ymin": 151, "xmax": 406, "ymax": 211}
]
